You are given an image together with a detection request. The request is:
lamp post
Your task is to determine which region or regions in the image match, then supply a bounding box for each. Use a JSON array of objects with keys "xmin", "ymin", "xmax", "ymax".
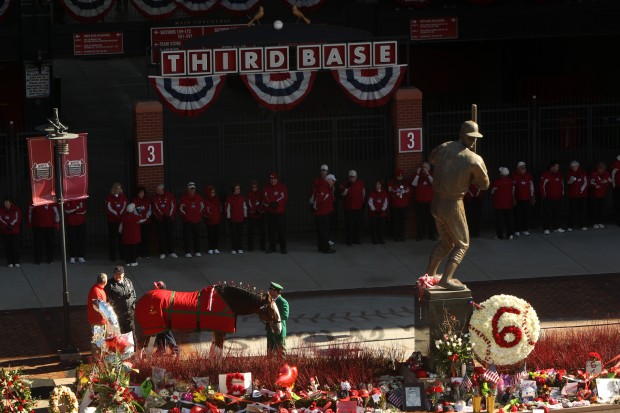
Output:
[{"xmin": 40, "ymin": 108, "xmax": 81, "ymax": 361}]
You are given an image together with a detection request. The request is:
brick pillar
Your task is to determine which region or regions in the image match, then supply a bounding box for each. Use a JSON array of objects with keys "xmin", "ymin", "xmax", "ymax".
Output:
[
  {"xmin": 135, "ymin": 101, "xmax": 164, "ymax": 194},
  {"xmin": 391, "ymin": 87, "xmax": 423, "ymax": 237}
]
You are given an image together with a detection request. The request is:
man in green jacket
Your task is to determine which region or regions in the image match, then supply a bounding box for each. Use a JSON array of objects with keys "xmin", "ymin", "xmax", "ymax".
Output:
[{"xmin": 266, "ymin": 281, "xmax": 289, "ymax": 354}]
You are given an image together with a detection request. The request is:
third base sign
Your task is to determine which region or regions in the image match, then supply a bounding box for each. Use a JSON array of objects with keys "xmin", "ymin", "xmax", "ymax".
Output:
[{"xmin": 398, "ymin": 128, "xmax": 423, "ymax": 153}]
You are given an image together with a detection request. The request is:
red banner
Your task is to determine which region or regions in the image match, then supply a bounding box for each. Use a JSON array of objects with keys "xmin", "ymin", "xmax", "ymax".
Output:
[
  {"xmin": 27, "ymin": 137, "xmax": 56, "ymax": 206},
  {"xmin": 62, "ymin": 133, "xmax": 89, "ymax": 201}
]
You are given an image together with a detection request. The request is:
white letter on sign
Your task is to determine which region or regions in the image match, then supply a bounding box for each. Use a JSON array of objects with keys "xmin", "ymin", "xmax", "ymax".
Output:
[
  {"xmin": 302, "ymin": 49, "xmax": 316, "ymax": 67},
  {"xmin": 245, "ymin": 51, "xmax": 259, "ymax": 69},
  {"xmin": 168, "ymin": 55, "xmax": 181, "ymax": 72},
  {"xmin": 270, "ymin": 50, "xmax": 284, "ymax": 68},
  {"xmin": 353, "ymin": 46, "xmax": 366, "ymax": 64},
  {"xmin": 326, "ymin": 48, "xmax": 344, "ymax": 66},
  {"xmin": 191, "ymin": 52, "xmax": 210, "ymax": 72}
]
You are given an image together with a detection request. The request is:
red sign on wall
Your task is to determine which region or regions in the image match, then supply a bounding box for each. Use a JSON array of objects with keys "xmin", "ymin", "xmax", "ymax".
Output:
[
  {"xmin": 410, "ymin": 17, "xmax": 458, "ymax": 41},
  {"xmin": 74, "ymin": 32, "xmax": 124, "ymax": 56},
  {"xmin": 138, "ymin": 141, "xmax": 164, "ymax": 167},
  {"xmin": 398, "ymin": 128, "xmax": 423, "ymax": 153}
]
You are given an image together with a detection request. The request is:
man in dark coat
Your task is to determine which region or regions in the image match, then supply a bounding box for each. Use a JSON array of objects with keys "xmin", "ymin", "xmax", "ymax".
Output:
[{"xmin": 105, "ymin": 265, "xmax": 137, "ymax": 339}]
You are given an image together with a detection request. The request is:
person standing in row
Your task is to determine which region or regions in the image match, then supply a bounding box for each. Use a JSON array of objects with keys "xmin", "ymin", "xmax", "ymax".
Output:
[
  {"xmin": 204, "ymin": 185, "xmax": 222, "ymax": 254},
  {"xmin": 540, "ymin": 161, "xmax": 565, "ymax": 235},
  {"xmin": 264, "ymin": 172, "xmax": 288, "ymax": 254},
  {"xmin": 566, "ymin": 160, "xmax": 588, "ymax": 231},
  {"xmin": 64, "ymin": 199, "xmax": 87, "ymax": 263},
  {"xmin": 246, "ymin": 180, "xmax": 265, "ymax": 252},
  {"xmin": 152, "ymin": 184, "xmax": 178, "ymax": 259},
  {"xmin": 120, "ymin": 203, "xmax": 141, "ymax": 266},
  {"xmin": 28, "ymin": 203, "xmax": 59, "ymax": 264},
  {"xmin": 87, "ymin": 272, "xmax": 107, "ymax": 354},
  {"xmin": 368, "ymin": 180, "xmax": 388, "ymax": 244},
  {"xmin": 0, "ymin": 197, "xmax": 21, "ymax": 268},
  {"xmin": 133, "ymin": 187, "xmax": 152, "ymax": 259},
  {"xmin": 341, "ymin": 170, "xmax": 365, "ymax": 245},
  {"xmin": 491, "ymin": 167, "xmax": 515, "ymax": 240},
  {"xmin": 179, "ymin": 182, "xmax": 204, "ymax": 258},
  {"xmin": 612, "ymin": 155, "xmax": 620, "ymax": 226},
  {"xmin": 590, "ymin": 161, "xmax": 611, "ymax": 229},
  {"xmin": 464, "ymin": 184, "xmax": 484, "ymax": 238},
  {"xmin": 225, "ymin": 183, "xmax": 247, "ymax": 254},
  {"xmin": 309, "ymin": 164, "xmax": 329, "ymax": 208},
  {"xmin": 105, "ymin": 266, "xmax": 136, "ymax": 342},
  {"xmin": 512, "ymin": 161, "xmax": 535, "ymax": 236},
  {"xmin": 105, "ymin": 183, "xmax": 127, "ymax": 261},
  {"xmin": 387, "ymin": 168, "xmax": 411, "ymax": 242},
  {"xmin": 413, "ymin": 162, "xmax": 435, "ymax": 241},
  {"xmin": 313, "ymin": 174, "xmax": 336, "ymax": 253}
]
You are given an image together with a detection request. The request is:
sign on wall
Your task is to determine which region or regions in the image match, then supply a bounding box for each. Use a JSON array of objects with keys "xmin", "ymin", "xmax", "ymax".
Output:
[
  {"xmin": 25, "ymin": 65, "xmax": 50, "ymax": 98},
  {"xmin": 138, "ymin": 141, "xmax": 164, "ymax": 166},
  {"xmin": 74, "ymin": 32, "xmax": 124, "ymax": 56},
  {"xmin": 410, "ymin": 17, "xmax": 458, "ymax": 41},
  {"xmin": 398, "ymin": 128, "xmax": 423, "ymax": 153}
]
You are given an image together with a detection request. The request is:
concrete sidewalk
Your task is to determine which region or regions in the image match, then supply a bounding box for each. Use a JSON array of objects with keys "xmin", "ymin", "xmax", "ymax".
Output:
[{"xmin": 1, "ymin": 226, "xmax": 619, "ymax": 311}]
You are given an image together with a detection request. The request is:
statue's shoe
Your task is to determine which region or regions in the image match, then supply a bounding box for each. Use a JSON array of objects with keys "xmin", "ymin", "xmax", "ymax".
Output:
[{"xmin": 437, "ymin": 279, "xmax": 466, "ymax": 291}]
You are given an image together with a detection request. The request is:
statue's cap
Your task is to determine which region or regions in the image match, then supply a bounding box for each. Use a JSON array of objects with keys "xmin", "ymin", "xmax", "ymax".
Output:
[
  {"xmin": 269, "ymin": 282, "xmax": 284, "ymax": 291},
  {"xmin": 460, "ymin": 120, "xmax": 483, "ymax": 139}
]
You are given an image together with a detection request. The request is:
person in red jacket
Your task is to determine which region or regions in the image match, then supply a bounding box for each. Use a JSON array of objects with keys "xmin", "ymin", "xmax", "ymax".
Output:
[
  {"xmin": 204, "ymin": 185, "xmax": 222, "ymax": 254},
  {"xmin": 412, "ymin": 162, "xmax": 436, "ymax": 241},
  {"xmin": 464, "ymin": 184, "xmax": 484, "ymax": 238},
  {"xmin": 64, "ymin": 199, "xmax": 87, "ymax": 264},
  {"xmin": 387, "ymin": 168, "xmax": 411, "ymax": 242},
  {"xmin": 368, "ymin": 180, "xmax": 389, "ymax": 244},
  {"xmin": 0, "ymin": 197, "xmax": 21, "ymax": 268},
  {"xmin": 133, "ymin": 186, "xmax": 152, "ymax": 259},
  {"xmin": 179, "ymin": 182, "xmax": 204, "ymax": 257},
  {"xmin": 512, "ymin": 161, "xmax": 535, "ymax": 236},
  {"xmin": 309, "ymin": 164, "xmax": 329, "ymax": 208},
  {"xmin": 566, "ymin": 160, "xmax": 589, "ymax": 231},
  {"xmin": 539, "ymin": 161, "xmax": 565, "ymax": 234},
  {"xmin": 590, "ymin": 161, "xmax": 611, "ymax": 228},
  {"xmin": 313, "ymin": 174, "xmax": 336, "ymax": 253},
  {"xmin": 105, "ymin": 182, "xmax": 128, "ymax": 261},
  {"xmin": 152, "ymin": 183, "xmax": 178, "ymax": 259},
  {"xmin": 612, "ymin": 155, "xmax": 620, "ymax": 226},
  {"xmin": 28, "ymin": 203, "xmax": 59, "ymax": 264},
  {"xmin": 246, "ymin": 179, "xmax": 266, "ymax": 252},
  {"xmin": 225, "ymin": 183, "xmax": 247, "ymax": 254},
  {"xmin": 87, "ymin": 272, "xmax": 107, "ymax": 354},
  {"xmin": 491, "ymin": 167, "xmax": 515, "ymax": 240},
  {"xmin": 120, "ymin": 203, "xmax": 141, "ymax": 266},
  {"xmin": 263, "ymin": 172, "xmax": 288, "ymax": 254},
  {"xmin": 340, "ymin": 170, "xmax": 366, "ymax": 245}
]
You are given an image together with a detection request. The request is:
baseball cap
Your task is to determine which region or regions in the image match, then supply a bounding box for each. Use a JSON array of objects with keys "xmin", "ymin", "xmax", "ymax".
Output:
[
  {"xmin": 320, "ymin": 164, "xmax": 329, "ymax": 171},
  {"xmin": 460, "ymin": 120, "xmax": 483, "ymax": 138},
  {"xmin": 269, "ymin": 281, "xmax": 284, "ymax": 291},
  {"xmin": 517, "ymin": 161, "xmax": 526, "ymax": 168},
  {"xmin": 113, "ymin": 265, "xmax": 124, "ymax": 274},
  {"xmin": 570, "ymin": 160, "xmax": 580, "ymax": 167},
  {"xmin": 269, "ymin": 172, "xmax": 278, "ymax": 179},
  {"xmin": 325, "ymin": 174, "xmax": 336, "ymax": 182},
  {"xmin": 187, "ymin": 181, "xmax": 196, "ymax": 188},
  {"xmin": 126, "ymin": 203, "xmax": 136, "ymax": 213},
  {"xmin": 499, "ymin": 167, "xmax": 509, "ymax": 176},
  {"xmin": 348, "ymin": 170, "xmax": 357, "ymax": 177},
  {"xmin": 154, "ymin": 281, "xmax": 167, "ymax": 289}
]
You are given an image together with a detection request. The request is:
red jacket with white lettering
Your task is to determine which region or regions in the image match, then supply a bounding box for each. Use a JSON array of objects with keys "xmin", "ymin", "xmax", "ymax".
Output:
[
  {"xmin": 105, "ymin": 193, "xmax": 128, "ymax": 223},
  {"xmin": 263, "ymin": 182, "xmax": 288, "ymax": 214},
  {"xmin": 512, "ymin": 171, "xmax": 534, "ymax": 201},
  {"xmin": 612, "ymin": 159, "xmax": 620, "ymax": 188},
  {"xmin": 368, "ymin": 189, "xmax": 389, "ymax": 217},
  {"xmin": 133, "ymin": 196, "xmax": 152, "ymax": 224},
  {"xmin": 120, "ymin": 211, "xmax": 142, "ymax": 245},
  {"xmin": 313, "ymin": 181, "xmax": 335, "ymax": 216},
  {"xmin": 28, "ymin": 204, "xmax": 59, "ymax": 228},
  {"xmin": 0, "ymin": 204, "xmax": 21, "ymax": 235},
  {"xmin": 64, "ymin": 200, "xmax": 86, "ymax": 226},
  {"xmin": 246, "ymin": 190, "xmax": 265, "ymax": 219},
  {"xmin": 491, "ymin": 177, "xmax": 515, "ymax": 210},
  {"xmin": 225, "ymin": 194, "xmax": 247, "ymax": 223},
  {"xmin": 566, "ymin": 168, "xmax": 589, "ymax": 199},
  {"xmin": 590, "ymin": 170, "xmax": 611, "ymax": 198},
  {"xmin": 203, "ymin": 187, "xmax": 222, "ymax": 225},
  {"xmin": 340, "ymin": 180, "xmax": 366, "ymax": 210},
  {"xmin": 179, "ymin": 191, "xmax": 205, "ymax": 224},
  {"xmin": 412, "ymin": 172, "xmax": 434, "ymax": 203},
  {"xmin": 539, "ymin": 171, "xmax": 564, "ymax": 200},
  {"xmin": 387, "ymin": 177, "xmax": 412, "ymax": 208},
  {"xmin": 152, "ymin": 191, "xmax": 177, "ymax": 220}
]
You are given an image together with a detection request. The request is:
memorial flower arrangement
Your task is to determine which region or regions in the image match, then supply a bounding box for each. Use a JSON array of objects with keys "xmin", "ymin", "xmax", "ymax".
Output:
[
  {"xmin": 425, "ymin": 379, "xmax": 445, "ymax": 406},
  {"xmin": 434, "ymin": 311, "xmax": 474, "ymax": 377},
  {"xmin": 48, "ymin": 385, "xmax": 79, "ymax": 413},
  {"xmin": 0, "ymin": 367, "xmax": 37, "ymax": 413},
  {"xmin": 90, "ymin": 356, "xmax": 142, "ymax": 413}
]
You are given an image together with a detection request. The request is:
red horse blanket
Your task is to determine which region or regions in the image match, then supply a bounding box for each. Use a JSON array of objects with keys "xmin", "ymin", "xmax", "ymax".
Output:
[{"xmin": 136, "ymin": 286, "xmax": 236, "ymax": 336}]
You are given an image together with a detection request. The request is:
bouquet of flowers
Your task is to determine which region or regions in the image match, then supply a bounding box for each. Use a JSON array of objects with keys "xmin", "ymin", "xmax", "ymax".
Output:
[
  {"xmin": 90, "ymin": 355, "xmax": 142, "ymax": 413},
  {"xmin": 434, "ymin": 311, "xmax": 474, "ymax": 377},
  {"xmin": 49, "ymin": 385, "xmax": 79, "ymax": 413},
  {"xmin": 0, "ymin": 367, "xmax": 37, "ymax": 413},
  {"xmin": 425, "ymin": 379, "xmax": 445, "ymax": 406}
]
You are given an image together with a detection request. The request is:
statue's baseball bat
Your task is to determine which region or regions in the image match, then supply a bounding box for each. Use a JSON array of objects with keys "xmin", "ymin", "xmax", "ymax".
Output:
[{"xmin": 471, "ymin": 104, "xmax": 478, "ymax": 152}]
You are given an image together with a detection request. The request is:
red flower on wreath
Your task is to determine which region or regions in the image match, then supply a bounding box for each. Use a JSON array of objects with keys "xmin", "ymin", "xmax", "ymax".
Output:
[
  {"xmin": 491, "ymin": 307, "xmax": 523, "ymax": 348},
  {"xmin": 588, "ymin": 352, "xmax": 601, "ymax": 361},
  {"xmin": 226, "ymin": 372, "xmax": 247, "ymax": 396}
]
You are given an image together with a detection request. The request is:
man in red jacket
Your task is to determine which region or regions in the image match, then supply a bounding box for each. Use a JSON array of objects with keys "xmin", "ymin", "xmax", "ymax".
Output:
[
  {"xmin": 65, "ymin": 199, "xmax": 87, "ymax": 264},
  {"xmin": 0, "ymin": 197, "xmax": 21, "ymax": 268},
  {"xmin": 491, "ymin": 167, "xmax": 515, "ymax": 240},
  {"xmin": 612, "ymin": 155, "xmax": 620, "ymax": 226},
  {"xmin": 225, "ymin": 183, "xmax": 247, "ymax": 254},
  {"xmin": 263, "ymin": 172, "xmax": 288, "ymax": 254},
  {"xmin": 566, "ymin": 160, "xmax": 588, "ymax": 231},
  {"xmin": 539, "ymin": 161, "xmax": 565, "ymax": 234},
  {"xmin": 246, "ymin": 180, "xmax": 266, "ymax": 252},
  {"xmin": 179, "ymin": 182, "xmax": 205, "ymax": 257},
  {"xmin": 387, "ymin": 168, "xmax": 411, "ymax": 242},
  {"xmin": 28, "ymin": 203, "xmax": 59, "ymax": 264},
  {"xmin": 87, "ymin": 272, "xmax": 107, "ymax": 355},
  {"xmin": 590, "ymin": 161, "xmax": 611, "ymax": 228},
  {"xmin": 152, "ymin": 183, "xmax": 178, "ymax": 259},
  {"xmin": 313, "ymin": 174, "xmax": 336, "ymax": 253},
  {"xmin": 340, "ymin": 170, "xmax": 366, "ymax": 245},
  {"xmin": 412, "ymin": 162, "xmax": 436, "ymax": 241},
  {"xmin": 512, "ymin": 161, "xmax": 535, "ymax": 236}
]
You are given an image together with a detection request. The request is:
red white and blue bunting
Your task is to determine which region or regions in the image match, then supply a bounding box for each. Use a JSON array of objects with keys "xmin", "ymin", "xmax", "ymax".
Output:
[
  {"xmin": 131, "ymin": 0, "xmax": 178, "ymax": 19},
  {"xmin": 174, "ymin": 0, "xmax": 217, "ymax": 14},
  {"xmin": 58, "ymin": 0, "xmax": 115, "ymax": 22},
  {"xmin": 241, "ymin": 71, "xmax": 316, "ymax": 111},
  {"xmin": 283, "ymin": 0, "xmax": 326, "ymax": 10},
  {"xmin": 149, "ymin": 75, "xmax": 226, "ymax": 117},
  {"xmin": 395, "ymin": 0, "xmax": 433, "ymax": 8},
  {"xmin": 331, "ymin": 65, "xmax": 407, "ymax": 108},
  {"xmin": 219, "ymin": 0, "xmax": 259, "ymax": 13},
  {"xmin": 0, "ymin": 0, "xmax": 14, "ymax": 20}
]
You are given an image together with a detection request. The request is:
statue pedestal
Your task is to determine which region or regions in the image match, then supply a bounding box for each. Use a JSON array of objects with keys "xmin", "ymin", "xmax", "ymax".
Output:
[{"xmin": 415, "ymin": 287, "xmax": 473, "ymax": 372}]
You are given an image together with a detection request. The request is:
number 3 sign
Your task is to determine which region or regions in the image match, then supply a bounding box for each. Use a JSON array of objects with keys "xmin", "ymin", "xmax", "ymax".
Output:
[
  {"xmin": 398, "ymin": 128, "xmax": 422, "ymax": 153},
  {"xmin": 138, "ymin": 141, "xmax": 164, "ymax": 166}
]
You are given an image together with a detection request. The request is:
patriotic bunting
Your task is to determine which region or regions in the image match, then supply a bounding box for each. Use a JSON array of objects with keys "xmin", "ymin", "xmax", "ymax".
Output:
[
  {"xmin": 130, "ymin": 0, "xmax": 178, "ymax": 19},
  {"xmin": 0, "ymin": 0, "xmax": 14, "ymax": 21},
  {"xmin": 219, "ymin": 0, "xmax": 260, "ymax": 13},
  {"xmin": 331, "ymin": 65, "xmax": 407, "ymax": 108},
  {"xmin": 149, "ymin": 75, "xmax": 226, "ymax": 117},
  {"xmin": 283, "ymin": 0, "xmax": 326, "ymax": 10},
  {"xmin": 58, "ymin": 0, "xmax": 115, "ymax": 22},
  {"xmin": 173, "ymin": 0, "xmax": 217, "ymax": 14},
  {"xmin": 241, "ymin": 71, "xmax": 316, "ymax": 111},
  {"xmin": 396, "ymin": 0, "xmax": 433, "ymax": 7}
]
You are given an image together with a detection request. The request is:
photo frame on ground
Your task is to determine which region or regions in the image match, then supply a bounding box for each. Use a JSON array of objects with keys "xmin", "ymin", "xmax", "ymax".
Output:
[{"xmin": 402, "ymin": 383, "xmax": 426, "ymax": 411}]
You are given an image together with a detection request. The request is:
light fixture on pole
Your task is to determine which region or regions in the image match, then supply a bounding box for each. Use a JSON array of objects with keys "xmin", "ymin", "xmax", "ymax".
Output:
[{"xmin": 37, "ymin": 108, "xmax": 81, "ymax": 362}]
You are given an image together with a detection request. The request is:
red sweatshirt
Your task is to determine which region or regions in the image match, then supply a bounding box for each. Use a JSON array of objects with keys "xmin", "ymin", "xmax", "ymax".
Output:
[
  {"xmin": 105, "ymin": 193, "xmax": 128, "ymax": 223},
  {"xmin": 313, "ymin": 181, "xmax": 335, "ymax": 216},
  {"xmin": 340, "ymin": 180, "xmax": 366, "ymax": 210},
  {"xmin": 368, "ymin": 190, "xmax": 389, "ymax": 217},
  {"xmin": 28, "ymin": 204, "xmax": 59, "ymax": 228},
  {"xmin": 539, "ymin": 171, "xmax": 564, "ymax": 200},
  {"xmin": 64, "ymin": 200, "xmax": 86, "ymax": 226},
  {"xmin": 491, "ymin": 176, "xmax": 515, "ymax": 209},
  {"xmin": 0, "ymin": 204, "xmax": 21, "ymax": 235},
  {"xmin": 133, "ymin": 196, "xmax": 152, "ymax": 224},
  {"xmin": 179, "ymin": 191, "xmax": 205, "ymax": 223},
  {"xmin": 152, "ymin": 191, "xmax": 177, "ymax": 220},
  {"xmin": 387, "ymin": 177, "xmax": 412, "ymax": 208},
  {"xmin": 246, "ymin": 190, "xmax": 265, "ymax": 219},
  {"xmin": 225, "ymin": 194, "xmax": 247, "ymax": 223},
  {"xmin": 512, "ymin": 171, "xmax": 534, "ymax": 201},
  {"xmin": 590, "ymin": 170, "xmax": 611, "ymax": 198},
  {"xmin": 204, "ymin": 187, "xmax": 222, "ymax": 225},
  {"xmin": 120, "ymin": 211, "xmax": 142, "ymax": 244},
  {"xmin": 566, "ymin": 169, "xmax": 589, "ymax": 199},
  {"xmin": 412, "ymin": 172, "xmax": 434, "ymax": 203},
  {"xmin": 263, "ymin": 182, "xmax": 288, "ymax": 214}
]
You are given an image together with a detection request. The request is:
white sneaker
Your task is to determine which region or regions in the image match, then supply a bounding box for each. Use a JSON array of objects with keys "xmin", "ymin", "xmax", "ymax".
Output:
[
  {"xmin": 133, "ymin": 262, "xmax": 139, "ymax": 266},
  {"xmin": 185, "ymin": 253, "xmax": 192, "ymax": 258},
  {"xmin": 237, "ymin": 250, "xmax": 244, "ymax": 254},
  {"xmin": 78, "ymin": 257, "xmax": 86, "ymax": 263},
  {"xmin": 8, "ymin": 264, "xmax": 13, "ymax": 268},
  {"xmin": 544, "ymin": 230, "xmax": 550, "ymax": 235},
  {"xmin": 514, "ymin": 231, "xmax": 520, "ymax": 236},
  {"xmin": 523, "ymin": 231, "xmax": 530, "ymax": 236},
  {"xmin": 231, "ymin": 250, "xmax": 237, "ymax": 255},
  {"xmin": 593, "ymin": 224, "xmax": 600, "ymax": 229},
  {"xmin": 508, "ymin": 235, "xmax": 514, "ymax": 240},
  {"xmin": 160, "ymin": 254, "xmax": 166, "ymax": 259},
  {"xmin": 208, "ymin": 250, "xmax": 214, "ymax": 255},
  {"xmin": 554, "ymin": 228, "xmax": 565, "ymax": 233},
  {"xmin": 69, "ymin": 257, "xmax": 76, "ymax": 264},
  {"xmin": 169, "ymin": 253, "xmax": 178, "ymax": 258},
  {"xmin": 328, "ymin": 240, "xmax": 334, "ymax": 246},
  {"xmin": 214, "ymin": 249, "xmax": 220, "ymax": 254},
  {"xmin": 600, "ymin": 224, "xmax": 605, "ymax": 228},
  {"xmin": 195, "ymin": 252, "xmax": 202, "ymax": 257},
  {"xmin": 582, "ymin": 227, "xmax": 588, "ymax": 231},
  {"xmin": 567, "ymin": 228, "xmax": 572, "ymax": 232},
  {"xmin": 14, "ymin": 263, "xmax": 20, "ymax": 268}
]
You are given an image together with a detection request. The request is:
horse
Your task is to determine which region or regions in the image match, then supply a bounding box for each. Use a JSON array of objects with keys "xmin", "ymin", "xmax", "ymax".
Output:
[{"xmin": 135, "ymin": 284, "xmax": 281, "ymax": 353}]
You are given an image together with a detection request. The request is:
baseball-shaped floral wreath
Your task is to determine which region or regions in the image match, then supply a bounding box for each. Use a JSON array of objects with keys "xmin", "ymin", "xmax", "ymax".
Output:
[
  {"xmin": 49, "ymin": 385, "xmax": 79, "ymax": 413},
  {"xmin": 226, "ymin": 372, "xmax": 247, "ymax": 396},
  {"xmin": 468, "ymin": 294, "xmax": 540, "ymax": 366}
]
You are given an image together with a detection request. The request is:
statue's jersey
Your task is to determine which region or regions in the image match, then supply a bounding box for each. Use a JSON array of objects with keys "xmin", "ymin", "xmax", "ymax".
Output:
[{"xmin": 430, "ymin": 141, "xmax": 490, "ymax": 200}]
